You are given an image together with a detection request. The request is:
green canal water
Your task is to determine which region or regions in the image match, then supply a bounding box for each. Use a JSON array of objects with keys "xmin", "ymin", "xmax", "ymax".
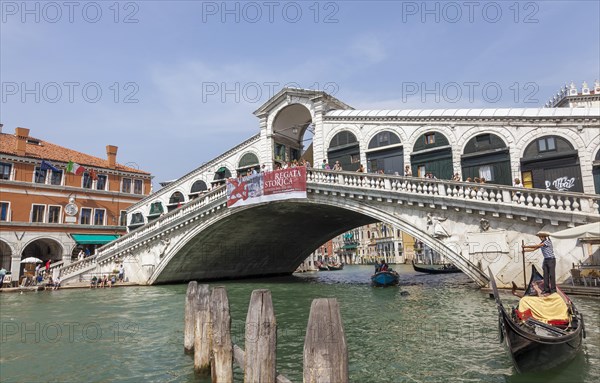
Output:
[{"xmin": 0, "ymin": 265, "xmax": 598, "ymax": 383}]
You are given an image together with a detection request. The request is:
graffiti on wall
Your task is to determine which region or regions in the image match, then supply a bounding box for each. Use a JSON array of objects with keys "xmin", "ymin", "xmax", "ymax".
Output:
[{"xmin": 545, "ymin": 177, "xmax": 576, "ymax": 191}]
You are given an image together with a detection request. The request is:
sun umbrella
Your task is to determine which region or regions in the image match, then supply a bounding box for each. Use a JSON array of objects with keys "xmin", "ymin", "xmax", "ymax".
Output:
[{"xmin": 20, "ymin": 257, "xmax": 43, "ymax": 264}]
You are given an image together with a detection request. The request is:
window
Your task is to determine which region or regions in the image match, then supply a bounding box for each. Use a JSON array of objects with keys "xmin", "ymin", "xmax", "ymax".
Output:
[
  {"xmin": 31, "ymin": 205, "xmax": 46, "ymax": 223},
  {"xmin": 351, "ymin": 154, "xmax": 360, "ymax": 163},
  {"xmin": 49, "ymin": 170, "xmax": 63, "ymax": 185},
  {"xmin": 122, "ymin": 178, "xmax": 132, "ymax": 193},
  {"xmin": 94, "ymin": 209, "xmax": 106, "ymax": 225},
  {"xmin": 119, "ymin": 211, "xmax": 127, "ymax": 226},
  {"xmin": 0, "ymin": 163, "xmax": 12, "ymax": 180},
  {"xmin": 96, "ymin": 174, "xmax": 107, "ymax": 190},
  {"xmin": 418, "ymin": 165, "xmax": 426, "ymax": 177},
  {"xmin": 538, "ymin": 137, "xmax": 557, "ymax": 152},
  {"xmin": 425, "ymin": 133, "xmax": 435, "ymax": 145},
  {"xmin": 82, "ymin": 172, "xmax": 93, "ymax": 189},
  {"xmin": 133, "ymin": 179, "xmax": 143, "ymax": 194},
  {"xmin": 48, "ymin": 205, "xmax": 61, "ymax": 223},
  {"xmin": 479, "ymin": 165, "xmax": 493, "ymax": 181},
  {"xmin": 80, "ymin": 208, "xmax": 92, "ymax": 225},
  {"xmin": 0, "ymin": 202, "xmax": 10, "ymax": 221},
  {"xmin": 476, "ymin": 134, "xmax": 491, "ymax": 146},
  {"xmin": 34, "ymin": 167, "xmax": 47, "ymax": 184},
  {"xmin": 274, "ymin": 143, "xmax": 286, "ymax": 161}
]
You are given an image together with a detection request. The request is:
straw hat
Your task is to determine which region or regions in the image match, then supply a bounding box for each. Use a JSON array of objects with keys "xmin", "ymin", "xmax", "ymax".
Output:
[{"xmin": 537, "ymin": 231, "xmax": 551, "ymax": 237}]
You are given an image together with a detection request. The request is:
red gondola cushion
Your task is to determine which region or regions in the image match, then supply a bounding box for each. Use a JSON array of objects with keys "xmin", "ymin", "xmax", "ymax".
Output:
[
  {"xmin": 515, "ymin": 308, "xmax": 533, "ymax": 321},
  {"xmin": 547, "ymin": 319, "xmax": 570, "ymax": 329}
]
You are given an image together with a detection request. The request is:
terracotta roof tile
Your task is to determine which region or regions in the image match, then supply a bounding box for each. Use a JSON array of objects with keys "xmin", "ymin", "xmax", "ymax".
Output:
[{"xmin": 0, "ymin": 132, "xmax": 151, "ymax": 175}]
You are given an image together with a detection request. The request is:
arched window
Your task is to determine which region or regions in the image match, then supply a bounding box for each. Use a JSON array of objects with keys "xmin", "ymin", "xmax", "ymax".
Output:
[
  {"xmin": 190, "ymin": 180, "xmax": 207, "ymax": 199},
  {"xmin": 411, "ymin": 132, "xmax": 452, "ymax": 179},
  {"xmin": 461, "ymin": 133, "xmax": 510, "ymax": 185},
  {"xmin": 147, "ymin": 201, "xmax": 164, "ymax": 220},
  {"xmin": 167, "ymin": 192, "xmax": 185, "ymax": 212},
  {"xmin": 129, "ymin": 212, "xmax": 144, "ymax": 230},
  {"xmin": 521, "ymin": 136, "xmax": 582, "ymax": 192},
  {"xmin": 327, "ymin": 131, "xmax": 360, "ymax": 171},
  {"xmin": 368, "ymin": 131, "xmax": 401, "ymax": 149},
  {"xmin": 367, "ymin": 131, "xmax": 403, "ymax": 174},
  {"xmin": 238, "ymin": 153, "xmax": 259, "ymax": 169},
  {"xmin": 212, "ymin": 167, "xmax": 231, "ymax": 185}
]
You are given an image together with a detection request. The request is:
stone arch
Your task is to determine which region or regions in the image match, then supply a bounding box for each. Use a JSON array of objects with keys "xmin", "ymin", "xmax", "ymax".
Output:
[
  {"xmin": 364, "ymin": 125, "xmax": 409, "ymax": 147},
  {"xmin": 365, "ymin": 129, "xmax": 404, "ymax": 174},
  {"xmin": 20, "ymin": 237, "xmax": 64, "ymax": 276},
  {"xmin": 517, "ymin": 129, "xmax": 586, "ymax": 160},
  {"xmin": 409, "ymin": 128, "xmax": 455, "ymax": 179},
  {"xmin": 236, "ymin": 150, "xmax": 261, "ymax": 174},
  {"xmin": 190, "ymin": 180, "xmax": 208, "ymax": 194},
  {"xmin": 270, "ymin": 103, "xmax": 314, "ymax": 165},
  {"xmin": 460, "ymin": 131, "xmax": 512, "ymax": 184},
  {"xmin": 0, "ymin": 239, "xmax": 13, "ymax": 271}
]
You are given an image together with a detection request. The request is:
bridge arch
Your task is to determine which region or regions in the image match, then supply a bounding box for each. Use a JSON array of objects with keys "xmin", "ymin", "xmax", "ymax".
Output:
[
  {"xmin": 148, "ymin": 196, "xmax": 487, "ymax": 285},
  {"xmin": 20, "ymin": 237, "xmax": 64, "ymax": 276},
  {"xmin": 0, "ymin": 239, "xmax": 13, "ymax": 272},
  {"xmin": 271, "ymin": 104, "xmax": 313, "ymax": 164}
]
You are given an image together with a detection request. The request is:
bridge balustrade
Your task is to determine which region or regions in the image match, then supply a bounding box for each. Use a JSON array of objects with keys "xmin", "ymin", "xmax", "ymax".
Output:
[{"xmin": 307, "ymin": 169, "xmax": 600, "ymax": 214}]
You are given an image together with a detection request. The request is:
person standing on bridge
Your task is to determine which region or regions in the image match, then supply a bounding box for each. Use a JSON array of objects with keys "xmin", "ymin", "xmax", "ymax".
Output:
[{"xmin": 522, "ymin": 231, "xmax": 556, "ymax": 294}]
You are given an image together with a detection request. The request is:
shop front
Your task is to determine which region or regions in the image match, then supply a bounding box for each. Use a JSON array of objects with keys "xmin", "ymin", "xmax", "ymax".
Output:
[
  {"xmin": 461, "ymin": 133, "xmax": 511, "ymax": 185},
  {"xmin": 366, "ymin": 131, "xmax": 403, "ymax": 174},
  {"xmin": 410, "ymin": 132, "xmax": 453, "ymax": 179}
]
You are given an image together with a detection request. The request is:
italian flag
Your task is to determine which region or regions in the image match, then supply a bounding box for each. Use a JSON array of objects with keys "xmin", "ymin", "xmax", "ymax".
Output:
[{"xmin": 66, "ymin": 161, "xmax": 86, "ymax": 175}]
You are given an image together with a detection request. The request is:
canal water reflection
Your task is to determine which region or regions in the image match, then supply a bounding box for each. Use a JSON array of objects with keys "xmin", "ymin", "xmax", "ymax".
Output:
[{"xmin": 0, "ymin": 265, "xmax": 598, "ymax": 382}]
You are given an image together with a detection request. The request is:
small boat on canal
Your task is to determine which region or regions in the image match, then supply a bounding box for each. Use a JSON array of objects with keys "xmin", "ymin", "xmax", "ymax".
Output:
[
  {"xmin": 327, "ymin": 263, "xmax": 344, "ymax": 271},
  {"xmin": 371, "ymin": 270, "xmax": 399, "ymax": 287},
  {"xmin": 412, "ymin": 260, "xmax": 462, "ymax": 274},
  {"xmin": 488, "ymin": 265, "xmax": 585, "ymax": 373}
]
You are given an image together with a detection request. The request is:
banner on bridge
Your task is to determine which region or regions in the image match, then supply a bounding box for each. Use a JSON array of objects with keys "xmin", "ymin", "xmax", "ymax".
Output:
[{"xmin": 226, "ymin": 167, "xmax": 307, "ymax": 208}]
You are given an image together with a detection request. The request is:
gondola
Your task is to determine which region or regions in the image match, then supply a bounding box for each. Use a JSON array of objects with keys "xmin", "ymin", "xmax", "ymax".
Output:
[
  {"xmin": 371, "ymin": 270, "xmax": 399, "ymax": 287},
  {"xmin": 488, "ymin": 265, "xmax": 585, "ymax": 373},
  {"xmin": 411, "ymin": 260, "xmax": 462, "ymax": 274},
  {"xmin": 327, "ymin": 263, "xmax": 344, "ymax": 271}
]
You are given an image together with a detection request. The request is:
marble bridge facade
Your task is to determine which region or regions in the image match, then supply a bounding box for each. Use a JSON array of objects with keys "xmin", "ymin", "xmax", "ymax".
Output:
[{"xmin": 58, "ymin": 88, "xmax": 600, "ymax": 287}]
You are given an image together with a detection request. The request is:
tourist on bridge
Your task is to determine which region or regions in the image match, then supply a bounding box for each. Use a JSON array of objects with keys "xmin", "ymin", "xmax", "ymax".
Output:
[
  {"xmin": 404, "ymin": 165, "xmax": 412, "ymax": 176},
  {"xmin": 522, "ymin": 231, "xmax": 556, "ymax": 294},
  {"xmin": 333, "ymin": 161, "xmax": 342, "ymax": 171},
  {"xmin": 357, "ymin": 164, "xmax": 365, "ymax": 173}
]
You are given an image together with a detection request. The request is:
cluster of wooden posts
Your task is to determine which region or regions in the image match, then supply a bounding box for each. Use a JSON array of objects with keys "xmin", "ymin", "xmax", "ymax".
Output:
[{"xmin": 184, "ymin": 281, "xmax": 349, "ymax": 383}]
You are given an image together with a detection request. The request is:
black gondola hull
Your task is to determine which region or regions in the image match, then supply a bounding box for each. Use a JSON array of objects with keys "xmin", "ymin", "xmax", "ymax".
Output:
[
  {"xmin": 412, "ymin": 260, "xmax": 462, "ymax": 274},
  {"xmin": 489, "ymin": 266, "xmax": 585, "ymax": 373}
]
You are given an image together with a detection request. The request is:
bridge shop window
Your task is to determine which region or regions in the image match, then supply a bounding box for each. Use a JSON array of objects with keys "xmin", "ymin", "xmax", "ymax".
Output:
[
  {"xmin": 189, "ymin": 180, "xmax": 208, "ymax": 200},
  {"xmin": 327, "ymin": 131, "xmax": 360, "ymax": 171},
  {"xmin": 237, "ymin": 152, "xmax": 260, "ymax": 175},
  {"xmin": 520, "ymin": 136, "xmax": 582, "ymax": 192},
  {"xmin": 212, "ymin": 167, "xmax": 231, "ymax": 187},
  {"xmin": 147, "ymin": 201, "xmax": 165, "ymax": 220},
  {"xmin": 411, "ymin": 132, "xmax": 452, "ymax": 179},
  {"xmin": 366, "ymin": 131, "xmax": 403, "ymax": 175},
  {"xmin": 0, "ymin": 162, "xmax": 12, "ymax": 180},
  {"xmin": 461, "ymin": 133, "xmax": 511, "ymax": 185},
  {"xmin": 128, "ymin": 212, "xmax": 145, "ymax": 231},
  {"xmin": 167, "ymin": 191, "xmax": 185, "ymax": 212}
]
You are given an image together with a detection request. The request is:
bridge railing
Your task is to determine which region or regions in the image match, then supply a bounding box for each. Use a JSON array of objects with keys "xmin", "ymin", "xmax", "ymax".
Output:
[
  {"xmin": 307, "ymin": 169, "xmax": 600, "ymax": 214},
  {"xmin": 89, "ymin": 186, "xmax": 228, "ymax": 264}
]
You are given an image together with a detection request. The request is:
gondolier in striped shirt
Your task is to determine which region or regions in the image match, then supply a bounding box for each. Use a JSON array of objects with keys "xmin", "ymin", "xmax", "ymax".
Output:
[{"xmin": 522, "ymin": 231, "xmax": 556, "ymax": 294}]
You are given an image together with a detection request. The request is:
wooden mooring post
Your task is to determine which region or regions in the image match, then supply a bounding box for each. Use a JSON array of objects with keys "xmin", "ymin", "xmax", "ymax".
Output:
[
  {"xmin": 194, "ymin": 284, "xmax": 211, "ymax": 374},
  {"xmin": 183, "ymin": 281, "xmax": 198, "ymax": 353},
  {"xmin": 184, "ymin": 286, "xmax": 348, "ymax": 383}
]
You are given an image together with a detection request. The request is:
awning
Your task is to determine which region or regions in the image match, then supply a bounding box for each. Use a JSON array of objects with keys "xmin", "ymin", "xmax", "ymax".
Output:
[
  {"xmin": 342, "ymin": 244, "xmax": 357, "ymax": 250},
  {"xmin": 71, "ymin": 234, "xmax": 120, "ymax": 245}
]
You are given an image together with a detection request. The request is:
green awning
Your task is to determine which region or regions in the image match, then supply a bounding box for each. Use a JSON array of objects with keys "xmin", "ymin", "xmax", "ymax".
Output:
[
  {"xmin": 342, "ymin": 244, "xmax": 357, "ymax": 249},
  {"xmin": 72, "ymin": 234, "xmax": 120, "ymax": 245}
]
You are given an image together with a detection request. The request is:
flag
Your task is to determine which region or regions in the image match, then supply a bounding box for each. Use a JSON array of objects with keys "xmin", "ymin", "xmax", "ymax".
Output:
[
  {"xmin": 89, "ymin": 168, "xmax": 98, "ymax": 181},
  {"xmin": 66, "ymin": 161, "xmax": 86, "ymax": 175},
  {"xmin": 40, "ymin": 160, "xmax": 59, "ymax": 172}
]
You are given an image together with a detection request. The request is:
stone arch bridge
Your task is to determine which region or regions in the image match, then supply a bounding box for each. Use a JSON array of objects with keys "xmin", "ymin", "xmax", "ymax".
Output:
[{"xmin": 59, "ymin": 169, "xmax": 600, "ymax": 288}]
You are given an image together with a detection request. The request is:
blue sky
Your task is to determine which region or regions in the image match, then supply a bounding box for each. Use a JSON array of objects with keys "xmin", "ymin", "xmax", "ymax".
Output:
[{"xmin": 1, "ymin": 1, "xmax": 599, "ymax": 188}]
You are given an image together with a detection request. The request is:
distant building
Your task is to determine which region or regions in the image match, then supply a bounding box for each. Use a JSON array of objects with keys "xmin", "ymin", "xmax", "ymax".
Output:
[
  {"xmin": 545, "ymin": 80, "xmax": 600, "ymax": 109},
  {"xmin": 0, "ymin": 126, "xmax": 152, "ymax": 283}
]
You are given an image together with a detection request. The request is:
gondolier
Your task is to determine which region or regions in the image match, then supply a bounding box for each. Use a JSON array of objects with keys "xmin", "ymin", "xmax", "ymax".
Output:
[{"xmin": 522, "ymin": 231, "xmax": 556, "ymax": 294}]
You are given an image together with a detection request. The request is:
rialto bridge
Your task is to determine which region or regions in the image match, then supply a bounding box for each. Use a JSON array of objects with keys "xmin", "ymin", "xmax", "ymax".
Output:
[{"xmin": 58, "ymin": 88, "xmax": 600, "ymax": 287}]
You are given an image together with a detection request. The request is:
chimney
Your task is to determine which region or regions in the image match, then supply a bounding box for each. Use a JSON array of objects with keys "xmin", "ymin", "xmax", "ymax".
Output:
[
  {"xmin": 106, "ymin": 145, "xmax": 118, "ymax": 169},
  {"xmin": 15, "ymin": 127, "xmax": 30, "ymax": 156}
]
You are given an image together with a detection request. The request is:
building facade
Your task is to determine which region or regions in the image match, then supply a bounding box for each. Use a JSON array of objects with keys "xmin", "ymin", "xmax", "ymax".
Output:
[{"xmin": 0, "ymin": 126, "xmax": 152, "ymax": 282}]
